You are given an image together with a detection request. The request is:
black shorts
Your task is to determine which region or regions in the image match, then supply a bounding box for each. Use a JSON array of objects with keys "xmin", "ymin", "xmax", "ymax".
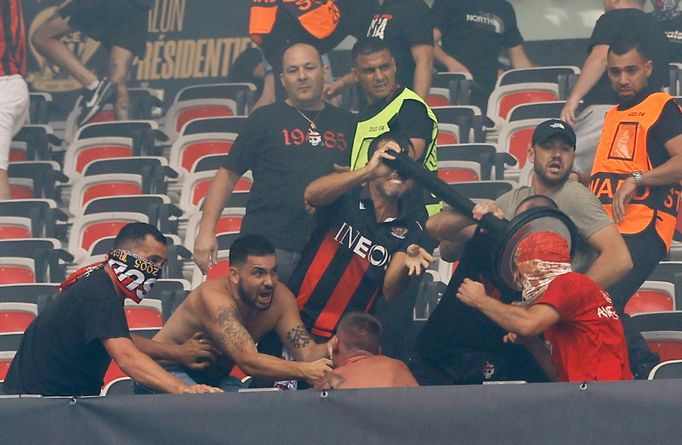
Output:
[{"xmin": 59, "ymin": 0, "xmax": 150, "ymax": 58}]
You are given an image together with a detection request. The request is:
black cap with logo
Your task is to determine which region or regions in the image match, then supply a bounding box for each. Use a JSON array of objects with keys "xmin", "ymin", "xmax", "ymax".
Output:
[{"xmin": 531, "ymin": 119, "xmax": 576, "ymax": 149}]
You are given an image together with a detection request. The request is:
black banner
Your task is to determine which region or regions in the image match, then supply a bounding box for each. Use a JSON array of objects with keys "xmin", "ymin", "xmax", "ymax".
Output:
[
  {"xmin": 23, "ymin": 0, "xmax": 254, "ymax": 116},
  {"xmin": 2, "ymin": 380, "xmax": 682, "ymax": 444}
]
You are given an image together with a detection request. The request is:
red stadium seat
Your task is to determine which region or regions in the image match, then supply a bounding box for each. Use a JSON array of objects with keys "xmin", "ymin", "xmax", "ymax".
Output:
[
  {"xmin": 124, "ymin": 298, "xmax": 164, "ymax": 329},
  {"xmin": 643, "ymin": 331, "xmax": 682, "ymax": 362},
  {"xmin": 0, "ymin": 217, "xmax": 32, "ymax": 239},
  {"xmin": 69, "ymin": 174, "xmax": 144, "ymax": 215},
  {"xmin": 437, "ymin": 161, "xmax": 481, "ymax": 184},
  {"xmin": 488, "ymin": 83, "xmax": 560, "ymax": 122},
  {"xmin": 625, "ymin": 281, "xmax": 676, "ymax": 316},
  {"xmin": 0, "ymin": 303, "xmax": 37, "ymax": 333},
  {"xmin": 437, "ymin": 123, "xmax": 460, "ymax": 145},
  {"xmin": 0, "ymin": 258, "xmax": 36, "ymax": 284},
  {"xmin": 175, "ymin": 105, "xmax": 235, "ymax": 134},
  {"xmin": 0, "ymin": 351, "xmax": 16, "ymax": 381},
  {"xmin": 497, "ymin": 119, "xmax": 547, "ymax": 171},
  {"xmin": 427, "ymin": 88, "xmax": 451, "ymax": 107}
]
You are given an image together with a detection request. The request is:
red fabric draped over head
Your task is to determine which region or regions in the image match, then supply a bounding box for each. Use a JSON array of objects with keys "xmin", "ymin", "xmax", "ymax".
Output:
[{"xmin": 515, "ymin": 231, "xmax": 570, "ymax": 264}]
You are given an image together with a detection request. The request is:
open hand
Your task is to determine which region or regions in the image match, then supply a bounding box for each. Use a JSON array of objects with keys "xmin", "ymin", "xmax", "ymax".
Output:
[{"xmin": 404, "ymin": 244, "xmax": 433, "ymax": 276}]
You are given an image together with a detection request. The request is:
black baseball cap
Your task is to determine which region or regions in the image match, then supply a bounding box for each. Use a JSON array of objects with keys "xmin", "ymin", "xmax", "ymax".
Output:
[{"xmin": 531, "ymin": 119, "xmax": 576, "ymax": 149}]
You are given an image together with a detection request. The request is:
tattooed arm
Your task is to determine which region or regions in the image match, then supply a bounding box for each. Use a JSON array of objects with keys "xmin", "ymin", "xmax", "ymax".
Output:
[
  {"xmin": 202, "ymin": 292, "xmax": 332, "ymax": 382},
  {"xmin": 275, "ymin": 287, "xmax": 332, "ymax": 363}
]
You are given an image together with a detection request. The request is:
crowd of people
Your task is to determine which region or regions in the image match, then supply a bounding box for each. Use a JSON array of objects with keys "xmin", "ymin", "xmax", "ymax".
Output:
[{"xmin": 2, "ymin": 0, "xmax": 682, "ymax": 396}]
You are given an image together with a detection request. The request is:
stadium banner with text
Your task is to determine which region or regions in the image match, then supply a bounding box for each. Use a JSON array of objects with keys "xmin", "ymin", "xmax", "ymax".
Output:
[
  {"xmin": 1, "ymin": 381, "xmax": 682, "ymax": 444},
  {"xmin": 23, "ymin": 0, "xmax": 253, "ymax": 116}
]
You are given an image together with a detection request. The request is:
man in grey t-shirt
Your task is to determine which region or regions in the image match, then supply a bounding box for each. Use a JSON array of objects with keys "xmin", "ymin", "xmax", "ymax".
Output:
[
  {"xmin": 412, "ymin": 119, "xmax": 633, "ymax": 386},
  {"xmin": 428, "ymin": 119, "xmax": 632, "ymax": 290}
]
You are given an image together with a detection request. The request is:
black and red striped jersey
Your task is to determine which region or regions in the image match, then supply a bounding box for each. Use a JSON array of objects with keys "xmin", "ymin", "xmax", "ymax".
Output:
[
  {"xmin": 289, "ymin": 188, "xmax": 425, "ymax": 338},
  {"xmin": 0, "ymin": 0, "xmax": 26, "ymax": 76}
]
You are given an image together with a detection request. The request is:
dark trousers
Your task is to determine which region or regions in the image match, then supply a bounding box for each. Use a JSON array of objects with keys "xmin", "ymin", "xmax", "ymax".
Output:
[{"xmin": 607, "ymin": 228, "xmax": 667, "ymax": 379}]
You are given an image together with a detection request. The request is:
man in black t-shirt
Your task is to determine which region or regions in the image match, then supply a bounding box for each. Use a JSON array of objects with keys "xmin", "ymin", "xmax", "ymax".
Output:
[
  {"xmin": 250, "ymin": 0, "xmax": 368, "ymax": 107},
  {"xmin": 289, "ymin": 132, "xmax": 432, "ymax": 339},
  {"xmin": 193, "ymin": 43, "xmax": 355, "ymax": 283},
  {"xmin": 560, "ymin": 0, "xmax": 670, "ymax": 180},
  {"xmin": 32, "ymin": 0, "xmax": 152, "ymax": 125},
  {"xmin": 431, "ymin": 0, "xmax": 533, "ymax": 112},
  {"xmin": 650, "ymin": 0, "xmax": 682, "ymax": 62},
  {"xmin": 3, "ymin": 223, "xmax": 221, "ymax": 396},
  {"xmin": 324, "ymin": 0, "xmax": 434, "ymax": 101}
]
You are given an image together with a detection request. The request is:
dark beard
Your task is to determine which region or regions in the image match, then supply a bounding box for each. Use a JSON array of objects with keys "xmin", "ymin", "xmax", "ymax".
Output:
[
  {"xmin": 237, "ymin": 281, "xmax": 271, "ymax": 312},
  {"xmin": 534, "ymin": 165, "xmax": 570, "ymax": 187}
]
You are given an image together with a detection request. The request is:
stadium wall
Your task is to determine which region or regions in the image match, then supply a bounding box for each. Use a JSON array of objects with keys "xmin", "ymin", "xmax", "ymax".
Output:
[{"xmin": 1, "ymin": 380, "xmax": 681, "ymax": 444}]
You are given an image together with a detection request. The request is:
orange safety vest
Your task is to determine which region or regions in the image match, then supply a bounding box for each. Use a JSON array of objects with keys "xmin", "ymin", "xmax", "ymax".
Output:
[
  {"xmin": 249, "ymin": 0, "xmax": 341, "ymax": 46},
  {"xmin": 590, "ymin": 92, "xmax": 682, "ymax": 251}
]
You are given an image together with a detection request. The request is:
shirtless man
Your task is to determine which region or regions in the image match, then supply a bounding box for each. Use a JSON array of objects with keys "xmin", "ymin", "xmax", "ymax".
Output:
[{"xmin": 143, "ymin": 235, "xmax": 333, "ymax": 391}]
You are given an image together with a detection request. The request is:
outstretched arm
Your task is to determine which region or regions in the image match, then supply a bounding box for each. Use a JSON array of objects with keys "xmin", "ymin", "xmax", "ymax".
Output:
[
  {"xmin": 411, "ymin": 44, "xmax": 433, "ymax": 99},
  {"xmin": 560, "ymin": 44, "xmax": 608, "ymax": 126},
  {"xmin": 383, "ymin": 244, "xmax": 434, "ymax": 300},
  {"xmin": 305, "ymin": 141, "xmax": 400, "ymax": 207},
  {"xmin": 193, "ymin": 167, "xmax": 241, "ymax": 273},
  {"xmin": 275, "ymin": 286, "xmax": 332, "ymax": 362},
  {"xmin": 102, "ymin": 337, "xmax": 222, "ymax": 394},
  {"xmin": 203, "ymin": 295, "xmax": 332, "ymax": 383},
  {"xmin": 132, "ymin": 332, "xmax": 216, "ymax": 371},
  {"xmin": 456, "ymin": 278, "xmax": 559, "ymax": 337}
]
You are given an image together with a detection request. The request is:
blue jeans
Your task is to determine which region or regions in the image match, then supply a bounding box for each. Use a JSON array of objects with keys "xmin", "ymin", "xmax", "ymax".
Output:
[{"xmin": 133, "ymin": 366, "xmax": 244, "ymax": 394}]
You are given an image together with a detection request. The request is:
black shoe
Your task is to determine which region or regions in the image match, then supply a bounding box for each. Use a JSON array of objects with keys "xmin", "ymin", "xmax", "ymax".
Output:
[{"xmin": 77, "ymin": 78, "xmax": 114, "ymax": 126}]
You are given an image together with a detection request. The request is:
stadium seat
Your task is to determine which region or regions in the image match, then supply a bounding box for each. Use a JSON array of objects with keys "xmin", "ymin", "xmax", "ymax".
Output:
[
  {"xmin": 487, "ymin": 83, "xmax": 559, "ymax": 126},
  {"xmin": 436, "ymin": 123, "xmax": 460, "ymax": 145},
  {"xmin": 166, "ymin": 83, "xmax": 256, "ymax": 140},
  {"xmin": 169, "ymin": 132, "xmax": 238, "ymax": 177},
  {"xmin": 0, "ymin": 217, "xmax": 32, "ymax": 239},
  {"xmin": 100, "ymin": 377, "xmax": 135, "ymax": 396},
  {"xmin": 625, "ymin": 281, "xmax": 676, "ymax": 316},
  {"xmin": 648, "ymin": 359, "xmax": 682, "ymax": 379},
  {"xmin": 437, "ymin": 144, "xmax": 517, "ymax": 180},
  {"xmin": 124, "ymin": 298, "xmax": 164, "ymax": 328},
  {"xmin": 179, "ymin": 116, "xmax": 248, "ymax": 138},
  {"xmin": 83, "ymin": 194, "xmax": 181, "ymax": 234},
  {"xmin": 413, "ymin": 270, "xmax": 445, "ymax": 320},
  {"xmin": 0, "ymin": 283, "xmax": 58, "ymax": 310},
  {"xmin": 437, "ymin": 160, "xmax": 481, "ymax": 183},
  {"xmin": 67, "ymin": 212, "xmax": 149, "ymax": 263},
  {"xmin": 10, "ymin": 125, "xmax": 62, "ymax": 162},
  {"xmin": 507, "ymin": 101, "xmax": 567, "ymax": 122},
  {"xmin": 0, "ymin": 199, "xmax": 67, "ymax": 238},
  {"xmin": 427, "ymin": 87, "xmax": 451, "ymax": 107},
  {"xmin": 29, "ymin": 92, "xmax": 52, "ymax": 124},
  {"xmin": 0, "ymin": 303, "xmax": 38, "ymax": 333},
  {"xmin": 642, "ymin": 331, "xmax": 682, "ymax": 362},
  {"xmin": 432, "ymin": 71, "xmax": 473, "ymax": 106},
  {"xmin": 631, "ymin": 310, "xmax": 682, "ymax": 333},
  {"xmin": 496, "ymin": 66, "xmax": 580, "ymax": 88},
  {"xmin": 497, "ymin": 118, "xmax": 547, "ymax": 171},
  {"xmin": 0, "ymin": 257, "xmax": 36, "ymax": 284},
  {"xmin": 0, "ymin": 351, "xmax": 16, "ymax": 383},
  {"xmin": 179, "ymin": 170, "xmax": 252, "ymax": 216},
  {"xmin": 68, "ymin": 174, "xmax": 145, "ymax": 216},
  {"xmin": 432, "ymin": 105, "xmax": 487, "ymax": 143},
  {"xmin": 192, "ymin": 249, "xmax": 230, "ymax": 288},
  {"xmin": 0, "ymin": 238, "xmax": 72, "ymax": 283},
  {"xmin": 82, "ymin": 157, "xmax": 177, "ymax": 196},
  {"xmin": 8, "ymin": 161, "xmax": 67, "ymax": 200},
  {"xmin": 185, "ymin": 208, "xmax": 244, "ymax": 251},
  {"xmin": 146, "ymin": 279, "xmax": 190, "ymax": 320}
]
